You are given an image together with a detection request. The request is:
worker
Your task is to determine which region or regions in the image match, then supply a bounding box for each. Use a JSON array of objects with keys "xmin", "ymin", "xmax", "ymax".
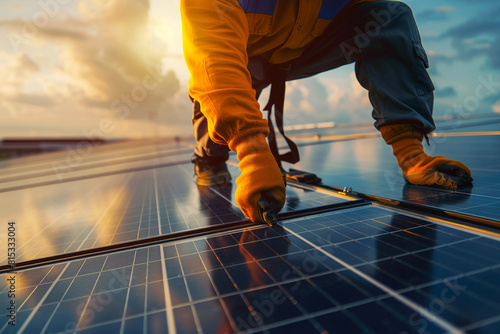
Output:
[{"xmin": 181, "ymin": 0, "xmax": 473, "ymax": 223}]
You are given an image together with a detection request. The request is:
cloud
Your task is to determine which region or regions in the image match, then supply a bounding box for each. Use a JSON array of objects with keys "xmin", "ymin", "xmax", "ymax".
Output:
[
  {"xmin": 0, "ymin": 52, "xmax": 57, "ymax": 115},
  {"xmin": 426, "ymin": 51, "xmax": 455, "ymax": 76},
  {"xmin": 494, "ymin": 101, "xmax": 500, "ymax": 113},
  {"xmin": 56, "ymin": 0, "xmax": 180, "ymax": 113},
  {"xmin": 425, "ymin": 4, "xmax": 500, "ymax": 76},
  {"xmin": 444, "ymin": 9, "xmax": 500, "ymax": 39},
  {"xmin": 421, "ymin": 32, "xmax": 439, "ymax": 39},
  {"xmin": 5, "ymin": 93, "xmax": 55, "ymax": 107},
  {"xmin": 0, "ymin": 19, "xmax": 88, "ymax": 43},
  {"xmin": 442, "ymin": 5, "xmax": 500, "ymax": 68},
  {"xmin": 0, "ymin": 0, "xmax": 182, "ymax": 138},
  {"xmin": 457, "ymin": 0, "xmax": 497, "ymax": 3},
  {"xmin": 0, "ymin": 52, "xmax": 39, "ymax": 92},
  {"xmin": 281, "ymin": 71, "xmax": 372, "ymax": 125},
  {"xmin": 435, "ymin": 86, "xmax": 457, "ymax": 98},
  {"xmin": 417, "ymin": 6, "xmax": 454, "ymax": 22},
  {"xmin": 299, "ymin": 100, "xmax": 315, "ymax": 113}
]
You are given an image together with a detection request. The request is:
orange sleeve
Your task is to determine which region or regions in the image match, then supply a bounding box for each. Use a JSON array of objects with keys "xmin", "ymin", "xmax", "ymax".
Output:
[{"xmin": 181, "ymin": 0, "xmax": 270, "ymax": 147}]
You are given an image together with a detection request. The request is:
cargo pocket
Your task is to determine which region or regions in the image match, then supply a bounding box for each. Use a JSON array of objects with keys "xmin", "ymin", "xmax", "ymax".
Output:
[{"xmin": 413, "ymin": 40, "xmax": 434, "ymax": 96}]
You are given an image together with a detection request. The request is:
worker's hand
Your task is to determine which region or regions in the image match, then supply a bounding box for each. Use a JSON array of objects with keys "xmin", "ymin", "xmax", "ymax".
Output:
[
  {"xmin": 404, "ymin": 155, "xmax": 473, "ymax": 189},
  {"xmin": 229, "ymin": 133, "xmax": 286, "ymax": 223}
]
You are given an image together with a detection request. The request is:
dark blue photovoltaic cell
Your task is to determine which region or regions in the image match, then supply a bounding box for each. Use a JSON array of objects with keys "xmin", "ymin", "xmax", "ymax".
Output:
[
  {"xmin": 2, "ymin": 205, "xmax": 500, "ymax": 333},
  {"xmin": 467, "ymin": 320, "xmax": 500, "ymax": 334}
]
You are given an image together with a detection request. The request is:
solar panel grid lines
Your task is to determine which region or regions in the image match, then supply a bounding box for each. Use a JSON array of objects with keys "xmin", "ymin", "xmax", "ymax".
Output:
[
  {"xmin": 0, "ymin": 148, "xmax": 194, "ymax": 195},
  {"xmin": 2, "ymin": 205, "xmax": 500, "ymax": 333},
  {"xmin": 14, "ymin": 262, "xmax": 71, "ymax": 334},
  {"xmin": 73, "ymin": 175, "xmax": 133, "ymax": 254},
  {"xmin": 176, "ymin": 242, "xmax": 235, "ymax": 333},
  {"xmin": 287, "ymin": 134, "xmax": 500, "ymax": 221},
  {"xmin": 110, "ymin": 175, "xmax": 155, "ymax": 243},
  {"xmin": 72, "ymin": 253, "xmax": 134, "ymax": 332},
  {"xmin": 283, "ymin": 211, "xmax": 500, "ymax": 330},
  {"xmin": 135, "ymin": 184, "xmax": 148, "ymax": 241},
  {"xmin": 292, "ymin": 209, "xmax": 494, "ymax": 266},
  {"xmin": 0, "ymin": 180, "xmax": 105, "ymax": 265},
  {"xmin": 153, "ymin": 169, "xmax": 177, "ymax": 334},
  {"xmin": 0, "ymin": 205, "xmax": 492, "ymax": 278},
  {"xmin": 370, "ymin": 201, "xmax": 500, "ymax": 241},
  {"xmin": 0, "ymin": 144, "xmax": 193, "ymax": 188},
  {"xmin": 0, "ymin": 174, "xmax": 135, "ymax": 268},
  {"xmin": 88, "ymin": 188, "xmax": 134, "ymax": 251},
  {"xmin": 0, "ymin": 139, "xmax": 179, "ymax": 173},
  {"xmin": 282, "ymin": 229, "xmax": 462, "ymax": 333},
  {"xmin": 46, "ymin": 247, "xmax": 148, "ymax": 332},
  {"xmin": 188, "ymin": 231, "xmax": 312, "ymax": 332},
  {"xmin": 0, "ymin": 167, "xmax": 231, "ymax": 269},
  {"xmin": 185, "ymin": 214, "xmax": 442, "ymax": 332}
]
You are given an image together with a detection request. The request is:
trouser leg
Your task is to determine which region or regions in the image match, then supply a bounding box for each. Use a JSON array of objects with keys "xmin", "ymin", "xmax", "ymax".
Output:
[
  {"xmin": 192, "ymin": 99, "xmax": 229, "ymax": 161},
  {"xmin": 287, "ymin": 1, "xmax": 436, "ymax": 134}
]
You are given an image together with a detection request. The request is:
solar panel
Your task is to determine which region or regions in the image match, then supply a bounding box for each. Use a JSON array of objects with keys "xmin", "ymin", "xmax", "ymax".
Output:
[
  {"xmin": 287, "ymin": 133, "xmax": 500, "ymax": 221},
  {"xmin": 2, "ymin": 205, "xmax": 500, "ymax": 333},
  {"xmin": 1, "ymin": 119, "xmax": 499, "ymax": 333},
  {"xmin": 0, "ymin": 142, "xmax": 352, "ymax": 265}
]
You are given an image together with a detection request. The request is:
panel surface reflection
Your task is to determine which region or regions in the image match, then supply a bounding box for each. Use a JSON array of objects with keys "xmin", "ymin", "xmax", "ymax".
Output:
[
  {"xmin": 289, "ymin": 134, "xmax": 500, "ymax": 220},
  {"xmin": 2, "ymin": 205, "xmax": 500, "ymax": 333},
  {"xmin": 0, "ymin": 152, "xmax": 349, "ymax": 264}
]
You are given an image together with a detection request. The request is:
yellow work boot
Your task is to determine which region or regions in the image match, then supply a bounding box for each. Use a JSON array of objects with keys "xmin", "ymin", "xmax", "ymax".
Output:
[
  {"xmin": 191, "ymin": 154, "xmax": 231, "ymax": 186},
  {"xmin": 380, "ymin": 124, "xmax": 473, "ymax": 189}
]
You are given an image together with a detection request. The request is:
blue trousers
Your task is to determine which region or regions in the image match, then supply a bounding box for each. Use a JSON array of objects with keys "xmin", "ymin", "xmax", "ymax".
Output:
[{"xmin": 192, "ymin": 1, "xmax": 436, "ymax": 160}]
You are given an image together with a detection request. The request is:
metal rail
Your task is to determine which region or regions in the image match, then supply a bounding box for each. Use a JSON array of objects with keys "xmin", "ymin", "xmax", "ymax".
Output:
[{"xmin": 0, "ymin": 199, "xmax": 367, "ymax": 274}]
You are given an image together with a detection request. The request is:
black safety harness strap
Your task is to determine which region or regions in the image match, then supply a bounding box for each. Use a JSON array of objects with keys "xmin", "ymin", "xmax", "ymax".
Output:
[{"xmin": 263, "ymin": 69, "xmax": 300, "ymax": 170}]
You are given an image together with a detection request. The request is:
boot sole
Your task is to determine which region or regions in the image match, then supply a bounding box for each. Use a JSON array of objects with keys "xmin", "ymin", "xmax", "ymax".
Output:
[{"xmin": 196, "ymin": 171, "xmax": 231, "ymax": 187}]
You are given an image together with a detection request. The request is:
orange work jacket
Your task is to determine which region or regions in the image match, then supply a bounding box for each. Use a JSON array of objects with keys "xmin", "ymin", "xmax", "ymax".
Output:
[{"xmin": 181, "ymin": 0, "xmax": 375, "ymax": 148}]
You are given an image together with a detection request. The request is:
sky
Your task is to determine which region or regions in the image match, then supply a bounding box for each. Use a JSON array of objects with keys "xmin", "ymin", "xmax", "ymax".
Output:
[{"xmin": 0, "ymin": 0, "xmax": 499, "ymax": 139}]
